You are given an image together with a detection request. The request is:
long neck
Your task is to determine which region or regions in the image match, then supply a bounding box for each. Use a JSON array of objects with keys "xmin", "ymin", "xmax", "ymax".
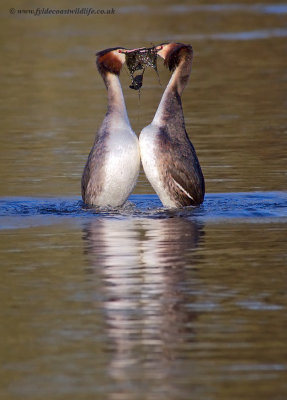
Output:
[
  {"xmin": 103, "ymin": 72, "xmax": 129, "ymax": 122},
  {"xmin": 152, "ymin": 55, "xmax": 192, "ymax": 126}
]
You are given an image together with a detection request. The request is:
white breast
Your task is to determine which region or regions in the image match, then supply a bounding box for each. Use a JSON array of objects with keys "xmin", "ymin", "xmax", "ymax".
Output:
[
  {"xmin": 96, "ymin": 122, "xmax": 140, "ymax": 207},
  {"xmin": 139, "ymin": 124, "xmax": 177, "ymax": 208}
]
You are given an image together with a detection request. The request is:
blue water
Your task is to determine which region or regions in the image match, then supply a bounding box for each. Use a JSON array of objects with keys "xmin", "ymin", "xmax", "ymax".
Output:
[
  {"xmin": 1, "ymin": 192, "xmax": 286, "ymax": 230},
  {"xmin": 167, "ymin": 4, "xmax": 287, "ymax": 15},
  {"xmin": 153, "ymin": 28, "xmax": 287, "ymax": 42},
  {"xmin": 121, "ymin": 4, "xmax": 287, "ymax": 15}
]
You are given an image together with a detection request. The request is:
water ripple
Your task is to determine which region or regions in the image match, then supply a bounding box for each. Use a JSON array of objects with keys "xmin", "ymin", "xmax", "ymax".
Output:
[
  {"xmin": 149, "ymin": 28, "xmax": 287, "ymax": 42},
  {"xmin": 167, "ymin": 4, "xmax": 287, "ymax": 15},
  {"xmin": 0, "ymin": 192, "xmax": 286, "ymax": 229},
  {"xmin": 119, "ymin": 4, "xmax": 287, "ymax": 15}
]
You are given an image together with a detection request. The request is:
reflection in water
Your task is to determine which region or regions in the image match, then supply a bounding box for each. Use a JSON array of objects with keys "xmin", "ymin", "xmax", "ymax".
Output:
[{"xmin": 83, "ymin": 217, "xmax": 204, "ymax": 396}]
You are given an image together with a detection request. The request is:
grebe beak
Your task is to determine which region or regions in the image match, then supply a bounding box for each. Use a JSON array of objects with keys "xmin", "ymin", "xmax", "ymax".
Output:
[
  {"xmin": 119, "ymin": 45, "xmax": 163, "ymax": 55},
  {"xmin": 119, "ymin": 47, "xmax": 147, "ymax": 54}
]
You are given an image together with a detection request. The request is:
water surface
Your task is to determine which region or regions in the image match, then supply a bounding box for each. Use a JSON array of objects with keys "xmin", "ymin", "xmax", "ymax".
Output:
[{"xmin": 0, "ymin": 0, "xmax": 287, "ymax": 399}]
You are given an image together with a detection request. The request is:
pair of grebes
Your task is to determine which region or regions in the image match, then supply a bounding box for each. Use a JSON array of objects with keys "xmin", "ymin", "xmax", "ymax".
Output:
[{"xmin": 82, "ymin": 42, "xmax": 205, "ymax": 208}]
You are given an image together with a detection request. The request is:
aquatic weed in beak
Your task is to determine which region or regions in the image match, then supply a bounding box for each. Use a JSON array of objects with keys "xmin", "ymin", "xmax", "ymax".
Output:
[{"xmin": 125, "ymin": 47, "xmax": 158, "ymax": 91}]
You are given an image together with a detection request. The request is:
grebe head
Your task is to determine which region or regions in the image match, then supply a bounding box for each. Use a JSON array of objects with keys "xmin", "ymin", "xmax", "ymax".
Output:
[
  {"xmin": 96, "ymin": 47, "xmax": 126, "ymax": 76},
  {"xmin": 155, "ymin": 43, "xmax": 193, "ymax": 71}
]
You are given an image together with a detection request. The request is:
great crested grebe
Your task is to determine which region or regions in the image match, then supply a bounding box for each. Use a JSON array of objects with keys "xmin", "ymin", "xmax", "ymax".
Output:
[
  {"xmin": 139, "ymin": 42, "xmax": 205, "ymax": 208},
  {"xmin": 81, "ymin": 47, "xmax": 140, "ymax": 207}
]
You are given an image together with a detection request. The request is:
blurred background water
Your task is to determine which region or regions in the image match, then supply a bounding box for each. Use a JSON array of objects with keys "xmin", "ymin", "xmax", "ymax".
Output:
[{"xmin": 0, "ymin": 1, "xmax": 286, "ymax": 399}]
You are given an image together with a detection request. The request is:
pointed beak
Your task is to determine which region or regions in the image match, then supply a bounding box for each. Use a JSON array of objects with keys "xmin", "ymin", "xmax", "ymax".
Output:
[{"xmin": 120, "ymin": 45, "xmax": 163, "ymax": 55}]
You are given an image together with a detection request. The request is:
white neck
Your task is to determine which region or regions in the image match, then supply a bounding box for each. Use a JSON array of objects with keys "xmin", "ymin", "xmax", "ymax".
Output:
[
  {"xmin": 105, "ymin": 72, "xmax": 129, "ymax": 122},
  {"xmin": 152, "ymin": 57, "xmax": 191, "ymax": 126},
  {"xmin": 152, "ymin": 70, "xmax": 179, "ymax": 125}
]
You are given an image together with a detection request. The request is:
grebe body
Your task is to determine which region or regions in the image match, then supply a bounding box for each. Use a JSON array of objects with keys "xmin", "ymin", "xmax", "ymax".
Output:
[
  {"xmin": 82, "ymin": 47, "xmax": 140, "ymax": 207},
  {"xmin": 139, "ymin": 43, "xmax": 205, "ymax": 208}
]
